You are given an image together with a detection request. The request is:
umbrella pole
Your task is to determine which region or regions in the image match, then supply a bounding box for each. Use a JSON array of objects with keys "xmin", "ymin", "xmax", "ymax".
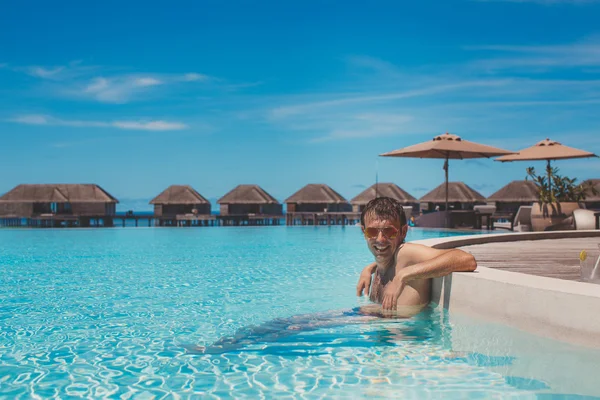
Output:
[
  {"xmin": 444, "ymin": 156, "xmax": 449, "ymax": 228},
  {"xmin": 375, "ymin": 159, "xmax": 379, "ymax": 198},
  {"xmin": 546, "ymin": 159, "xmax": 553, "ymax": 202}
]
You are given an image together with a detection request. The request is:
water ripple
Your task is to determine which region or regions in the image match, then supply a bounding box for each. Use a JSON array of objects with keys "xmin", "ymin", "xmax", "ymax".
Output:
[{"xmin": 1, "ymin": 227, "xmax": 599, "ymax": 398}]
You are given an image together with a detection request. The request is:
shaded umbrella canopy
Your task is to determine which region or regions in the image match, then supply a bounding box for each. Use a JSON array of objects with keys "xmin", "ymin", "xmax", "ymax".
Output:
[
  {"xmin": 381, "ymin": 132, "xmax": 514, "ymax": 226},
  {"xmin": 495, "ymin": 139, "xmax": 598, "ymax": 202},
  {"xmin": 381, "ymin": 132, "xmax": 515, "ymax": 160},
  {"xmin": 487, "ymin": 180, "xmax": 538, "ymax": 203},
  {"xmin": 495, "ymin": 138, "xmax": 598, "ymax": 162}
]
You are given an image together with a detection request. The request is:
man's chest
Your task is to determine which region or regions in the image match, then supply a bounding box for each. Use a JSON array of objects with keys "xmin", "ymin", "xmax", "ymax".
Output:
[{"xmin": 369, "ymin": 273, "xmax": 386, "ymax": 303}]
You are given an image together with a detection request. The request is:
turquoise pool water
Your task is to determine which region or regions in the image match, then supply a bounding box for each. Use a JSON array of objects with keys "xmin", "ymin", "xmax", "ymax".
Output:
[{"xmin": 1, "ymin": 226, "xmax": 599, "ymax": 399}]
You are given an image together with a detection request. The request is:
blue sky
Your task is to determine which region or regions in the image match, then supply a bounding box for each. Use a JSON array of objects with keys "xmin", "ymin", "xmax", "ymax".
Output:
[{"xmin": 1, "ymin": 0, "xmax": 600, "ymax": 210}]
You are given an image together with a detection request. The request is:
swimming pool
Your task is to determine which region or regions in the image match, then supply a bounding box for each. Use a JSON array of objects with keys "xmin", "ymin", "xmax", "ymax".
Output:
[{"xmin": 1, "ymin": 226, "xmax": 599, "ymax": 398}]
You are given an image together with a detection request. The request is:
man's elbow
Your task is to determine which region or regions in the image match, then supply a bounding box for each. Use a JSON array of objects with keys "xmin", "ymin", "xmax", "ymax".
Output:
[
  {"xmin": 460, "ymin": 251, "xmax": 477, "ymax": 272},
  {"xmin": 448, "ymin": 249, "xmax": 477, "ymax": 272}
]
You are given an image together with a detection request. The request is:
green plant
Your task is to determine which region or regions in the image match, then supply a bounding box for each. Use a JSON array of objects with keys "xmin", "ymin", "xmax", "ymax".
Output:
[{"xmin": 526, "ymin": 165, "xmax": 597, "ymax": 204}]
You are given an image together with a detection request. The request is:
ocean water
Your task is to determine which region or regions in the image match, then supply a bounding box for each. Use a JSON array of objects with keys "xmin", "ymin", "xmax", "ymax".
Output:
[{"xmin": 1, "ymin": 226, "xmax": 599, "ymax": 399}]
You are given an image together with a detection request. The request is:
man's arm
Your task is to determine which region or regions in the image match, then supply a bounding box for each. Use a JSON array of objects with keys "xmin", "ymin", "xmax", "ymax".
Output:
[
  {"xmin": 399, "ymin": 245, "xmax": 477, "ymax": 282},
  {"xmin": 356, "ymin": 262, "xmax": 377, "ymax": 296},
  {"xmin": 381, "ymin": 245, "xmax": 476, "ymax": 310}
]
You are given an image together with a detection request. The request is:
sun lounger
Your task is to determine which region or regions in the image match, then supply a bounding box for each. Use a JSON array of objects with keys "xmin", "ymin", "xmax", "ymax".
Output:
[
  {"xmin": 573, "ymin": 209, "xmax": 599, "ymax": 230},
  {"xmin": 492, "ymin": 205, "xmax": 532, "ymax": 231},
  {"xmin": 513, "ymin": 206, "xmax": 533, "ymax": 231}
]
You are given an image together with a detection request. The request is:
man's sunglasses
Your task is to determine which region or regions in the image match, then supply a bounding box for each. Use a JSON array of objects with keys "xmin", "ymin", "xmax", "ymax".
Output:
[{"xmin": 362, "ymin": 226, "xmax": 399, "ymax": 239}]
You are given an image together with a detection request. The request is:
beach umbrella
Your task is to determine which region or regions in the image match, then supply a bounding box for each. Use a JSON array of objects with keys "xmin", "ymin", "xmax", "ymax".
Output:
[
  {"xmin": 495, "ymin": 138, "xmax": 598, "ymax": 197},
  {"xmin": 380, "ymin": 132, "xmax": 515, "ymax": 227}
]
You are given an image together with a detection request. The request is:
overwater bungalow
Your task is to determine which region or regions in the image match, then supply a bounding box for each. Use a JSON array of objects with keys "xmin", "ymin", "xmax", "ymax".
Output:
[
  {"xmin": 285, "ymin": 184, "xmax": 355, "ymax": 225},
  {"xmin": 486, "ymin": 180, "xmax": 538, "ymax": 213},
  {"xmin": 0, "ymin": 184, "xmax": 118, "ymax": 227},
  {"xmin": 419, "ymin": 182, "xmax": 486, "ymax": 212},
  {"xmin": 583, "ymin": 179, "xmax": 600, "ymax": 210},
  {"xmin": 217, "ymin": 184, "xmax": 282, "ymax": 226},
  {"xmin": 150, "ymin": 185, "xmax": 214, "ymax": 227},
  {"xmin": 417, "ymin": 182, "xmax": 486, "ymax": 228},
  {"xmin": 350, "ymin": 183, "xmax": 418, "ymax": 215}
]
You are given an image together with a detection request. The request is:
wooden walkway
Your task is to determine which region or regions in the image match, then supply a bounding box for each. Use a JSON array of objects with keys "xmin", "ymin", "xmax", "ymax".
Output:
[
  {"xmin": 286, "ymin": 212, "xmax": 361, "ymax": 226},
  {"xmin": 459, "ymin": 237, "xmax": 600, "ymax": 281}
]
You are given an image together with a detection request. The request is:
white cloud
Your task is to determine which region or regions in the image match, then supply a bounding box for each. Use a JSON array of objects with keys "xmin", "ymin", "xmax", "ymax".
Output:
[
  {"xmin": 26, "ymin": 66, "xmax": 66, "ymax": 79},
  {"xmin": 80, "ymin": 75, "xmax": 167, "ymax": 103},
  {"xmin": 267, "ymin": 104, "xmax": 426, "ymax": 143},
  {"xmin": 133, "ymin": 77, "xmax": 163, "ymax": 87},
  {"xmin": 5, "ymin": 61, "xmax": 264, "ymax": 106},
  {"xmin": 73, "ymin": 72, "xmax": 209, "ymax": 103},
  {"xmin": 16, "ymin": 62, "xmax": 99, "ymax": 81},
  {"xmin": 268, "ymin": 80, "xmax": 511, "ymax": 119},
  {"xmin": 182, "ymin": 73, "xmax": 209, "ymax": 82},
  {"xmin": 112, "ymin": 120, "xmax": 187, "ymax": 131},
  {"xmin": 310, "ymin": 115, "xmax": 415, "ymax": 143},
  {"xmin": 445, "ymin": 98, "xmax": 600, "ymax": 107},
  {"xmin": 345, "ymin": 55, "xmax": 407, "ymax": 81},
  {"xmin": 11, "ymin": 115, "xmax": 51, "ymax": 125},
  {"xmin": 244, "ymin": 50, "xmax": 600, "ymax": 144},
  {"xmin": 311, "ymin": 113, "xmax": 415, "ymax": 142},
  {"xmin": 6, "ymin": 62, "xmax": 213, "ymax": 103},
  {"xmin": 467, "ymin": 39, "xmax": 600, "ymax": 71},
  {"xmin": 84, "ymin": 77, "xmax": 109, "ymax": 93},
  {"xmin": 9, "ymin": 114, "xmax": 188, "ymax": 131}
]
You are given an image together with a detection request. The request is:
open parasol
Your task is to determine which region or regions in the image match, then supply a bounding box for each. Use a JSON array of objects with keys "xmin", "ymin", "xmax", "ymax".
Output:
[
  {"xmin": 380, "ymin": 132, "xmax": 515, "ymax": 227},
  {"xmin": 495, "ymin": 138, "xmax": 598, "ymax": 197}
]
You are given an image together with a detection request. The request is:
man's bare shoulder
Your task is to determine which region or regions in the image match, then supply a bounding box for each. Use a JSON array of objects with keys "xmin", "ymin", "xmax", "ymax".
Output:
[{"xmin": 399, "ymin": 242, "xmax": 452, "ymax": 265}]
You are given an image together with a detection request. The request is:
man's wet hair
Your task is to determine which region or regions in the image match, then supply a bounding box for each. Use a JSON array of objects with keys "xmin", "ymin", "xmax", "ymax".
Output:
[{"xmin": 360, "ymin": 197, "xmax": 407, "ymax": 227}]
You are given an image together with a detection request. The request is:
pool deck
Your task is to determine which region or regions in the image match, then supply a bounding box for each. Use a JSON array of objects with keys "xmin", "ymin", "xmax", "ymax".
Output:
[
  {"xmin": 417, "ymin": 230, "xmax": 600, "ymax": 349},
  {"xmin": 457, "ymin": 237, "xmax": 600, "ymax": 281}
]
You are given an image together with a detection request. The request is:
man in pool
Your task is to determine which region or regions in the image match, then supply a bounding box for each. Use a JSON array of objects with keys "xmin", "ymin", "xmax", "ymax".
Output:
[
  {"xmin": 356, "ymin": 197, "xmax": 477, "ymax": 317},
  {"xmin": 189, "ymin": 197, "xmax": 476, "ymax": 355}
]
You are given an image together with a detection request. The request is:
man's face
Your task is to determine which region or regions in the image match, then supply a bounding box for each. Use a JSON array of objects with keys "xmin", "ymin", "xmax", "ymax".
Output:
[{"xmin": 362, "ymin": 214, "xmax": 408, "ymax": 265}]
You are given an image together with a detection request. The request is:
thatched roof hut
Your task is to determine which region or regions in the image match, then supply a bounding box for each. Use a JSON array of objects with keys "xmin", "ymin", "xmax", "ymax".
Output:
[
  {"xmin": 487, "ymin": 180, "xmax": 538, "ymax": 203},
  {"xmin": 419, "ymin": 182, "xmax": 485, "ymax": 211},
  {"xmin": 485, "ymin": 180, "xmax": 538, "ymax": 212},
  {"xmin": 350, "ymin": 183, "xmax": 417, "ymax": 212},
  {"xmin": 150, "ymin": 185, "xmax": 211, "ymax": 217},
  {"xmin": 0, "ymin": 184, "xmax": 118, "ymax": 203},
  {"xmin": 0, "ymin": 184, "xmax": 118, "ymax": 217},
  {"xmin": 217, "ymin": 184, "xmax": 282, "ymax": 215},
  {"xmin": 285, "ymin": 184, "xmax": 347, "ymax": 204},
  {"xmin": 285, "ymin": 184, "xmax": 351, "ymax": 213}
]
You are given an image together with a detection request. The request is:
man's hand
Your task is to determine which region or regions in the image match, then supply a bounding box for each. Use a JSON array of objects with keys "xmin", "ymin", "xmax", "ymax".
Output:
[
  {"xmin": 381, "ymin": 276, "xmax": 406, "ymax": 310},
  {"xmin": 356, "ymin": 269, "xmax": 373, "ymax": 297}
]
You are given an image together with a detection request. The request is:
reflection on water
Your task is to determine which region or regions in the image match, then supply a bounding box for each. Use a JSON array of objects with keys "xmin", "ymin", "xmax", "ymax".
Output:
[
  {"xmin": 190, "ymin": 306, "xmax": 600, "ymax": 398},
  {"xmin": 1, "ymin": 228, "xmax": 600, "ymax": 398},
  {"xmin": 189, "ymin": 307, "xmax": 438, "ymax": 355}
]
